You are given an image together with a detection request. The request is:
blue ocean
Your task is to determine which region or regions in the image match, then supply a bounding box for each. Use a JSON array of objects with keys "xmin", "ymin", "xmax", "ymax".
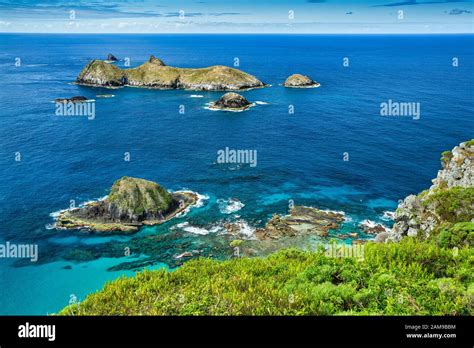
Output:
[{"xmin": 0, "ymin": 34, "xmax": 472, "ymax": 314}]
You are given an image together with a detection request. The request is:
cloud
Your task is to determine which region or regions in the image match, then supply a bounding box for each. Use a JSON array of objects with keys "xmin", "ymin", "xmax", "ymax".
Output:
[
  {"xmin": 0, "ymin": 1, "xmax": 244, "ymax": 20},
  {"xmin": 0, "ymin": 1, "xmax": 165, "ymax": 18},
  {"xmin": 163, "ymin": 12, "xmax": 242, "ymax": 18}
]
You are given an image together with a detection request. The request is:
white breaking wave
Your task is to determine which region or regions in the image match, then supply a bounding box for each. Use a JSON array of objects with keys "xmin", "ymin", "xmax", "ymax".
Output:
[
  {"xmin": 360, "ymin": 219, "xmax": 378, "ymax": 229},
  {"xmin": 190, "ymin": 94, "xmax": 204, "ymax": 98},
  {"xmin": 359, "ymin": 219, "xmax": 391, "ymax": 233},
  {"xmin": 255, "ymin": 101, "xmax": 269, "ymax": 105},
  {"xmin": 217, "ymin": 198, "xmax": 245, "ymax": 214},
  {"xmin": 204, "ymin": 102, "xmax": 255, "ymax": 113},
  {"xmin": 194, "ymin": 192, "xmax": 210, "ymax": 208},
  {"xmin": 176, "ymin": 222, "xmax": 223, "ymax": 235},
  {"xmin": 238, "ymin": 221, "xmax": 255, "ymax": 238},
  {"xmin": 49, "ymin": 209, "xmax": 66, "ymax": 218},
  {"xmin": 49, "ymin": 195, "xmax": 108, "ymax": 219},
  {"xmin": 172, "ymin": 190, "xmax": 209, "ymax": 217},
  {"xmin": 82, "ymin": 195, "xmax": 108, "ymax": 206},
  {"xmin": 343, "ymin": 215, "xmax": 353, "ymax": 223},
  {"xmin": 233, "ymin": 220, "xmax": 256, "ymax": 238},
  {"xmin": 382, "ymin": 211, "xmax": 395, "ymax": 221}
]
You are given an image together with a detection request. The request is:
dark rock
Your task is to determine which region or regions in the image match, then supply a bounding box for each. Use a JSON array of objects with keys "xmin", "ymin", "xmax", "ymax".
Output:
[
  {"xmin": 255, "ymin": 206, "xmax": 345, "ymax": 241},
  {"xmin": 107, "ymin": 53, "xmax": 118, "ymax": 61},
  {"xmin": 211, "ymin": 92, "xmax": 252, "ymax": 110},
  {"xmin": 55, "ymin": 96, "xmax": 88, "ymax": 103},
  {"xmin": 374, "ymin": 232, "xmax": 391, "ymax": 243},
  {"xmin": 359, "ymin": 220, "xmax": 390, "ymax": 235},
  {"xmin": 148, "ymin": 55, "xmax": 166, "ymax": 66}
]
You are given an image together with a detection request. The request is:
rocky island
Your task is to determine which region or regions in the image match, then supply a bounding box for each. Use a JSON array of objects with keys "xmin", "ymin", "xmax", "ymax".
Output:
[
  {"xmin": 54, "ymin": 96, "xmax": 88, "ymax": 103},
  {"xmin": 255, "ymin": 206, "xmax": 345, "ymax": 240},
  {"xmin": 56, "ymin": 176, "xmax": 198, "ymax": 232},
  {"xmin": 76, "ymin": 55, "xmax": 266, "ymax": 91},
  {"xmin": 209, "ymin": 92, "xmax": 253, "ymax": 111},
  {"xmin": 284, "ymin": 74, "xmax": 320, "ymax": 88},
  {"xmin": 106, "ymin": 53, "xmax": 118, "ymax": 62}
]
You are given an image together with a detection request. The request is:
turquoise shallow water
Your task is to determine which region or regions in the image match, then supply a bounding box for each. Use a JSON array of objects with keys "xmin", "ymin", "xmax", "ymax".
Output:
[{"xmin": 0, "ymin": 34, "xmax": 473, "ymax": 314}]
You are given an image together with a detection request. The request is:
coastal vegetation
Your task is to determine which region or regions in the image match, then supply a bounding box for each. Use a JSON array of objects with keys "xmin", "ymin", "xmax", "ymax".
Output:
[
  {"xmin": 60, "ymin": 238, "xmax": 472, "ymax": 315},
  {"xmin": 392, "ymin": 140, "xmax": 473, "ymax": 241},
  {"xmin": 58, "ymin": 130, "xmax": 473, "ymax": 317}
]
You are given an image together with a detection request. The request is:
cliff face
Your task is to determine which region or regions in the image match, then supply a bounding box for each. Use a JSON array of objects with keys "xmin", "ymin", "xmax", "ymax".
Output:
[
  {"xmin": 392, "ymin": 140, "xmax": 474, "ymax": 241},
  {"xmin": 76, "ymin": 57, "xmax": 265, "ymax": 91}
]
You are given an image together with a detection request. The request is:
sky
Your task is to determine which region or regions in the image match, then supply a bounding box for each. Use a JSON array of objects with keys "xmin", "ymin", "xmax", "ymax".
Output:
[{"xmin": 0, "ymin": 0, "xmax": 473, "ymax": 34}]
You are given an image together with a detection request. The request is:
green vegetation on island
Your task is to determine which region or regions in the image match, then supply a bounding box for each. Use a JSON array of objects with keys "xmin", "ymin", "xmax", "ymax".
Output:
[
  {"xmin": 76, "ymin": 56, "xmax": 266, "ymax": 91},
  {"xmin": 56, "ymin": 176, "xmax": 198, "ymax": 232},
  {"xmin": 284, "ymin": 73, "xmax": 320, "ymax": 88}
]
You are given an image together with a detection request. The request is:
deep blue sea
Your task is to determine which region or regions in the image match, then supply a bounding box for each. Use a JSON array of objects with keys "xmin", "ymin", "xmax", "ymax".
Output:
[{"xmin": 0, "ymin": 34, "xmax": 472, "ymax": 314}]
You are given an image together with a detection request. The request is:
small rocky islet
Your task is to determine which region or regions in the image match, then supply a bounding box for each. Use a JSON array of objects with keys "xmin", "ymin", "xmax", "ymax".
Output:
[
  {"xmin": 56, "ymin": 176, "xmax": 198, "ymax": 232},
  {"xmin": 284, "ymin": 73, "xmax": 320, "ymax": 88},
  {"xmin": 209, "ymin": 92, "xmax": 254, "ymax": 111},
  {"xmin": 106, "ymin": 53, "xmax": 118, "ymax": 62},
  {"xmin": 54, "ymin": 96, "xmax": 89, "ymax": 103}
]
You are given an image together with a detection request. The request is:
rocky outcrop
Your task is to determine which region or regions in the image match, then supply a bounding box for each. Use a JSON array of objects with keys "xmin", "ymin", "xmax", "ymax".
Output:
[
  {"xmin": 391, "ymin": 140, "xmax": 474, "ymax": 241},
  {"xmin": 148, "ymin": 55, "xmax": 166, "ymax": 66},
  {"xmin": 359, "ymin": 220, "xmax": 390, "ymax": 235},
  {"xmin": 55, "ymin": 96, "xmax": 88, "ymax": 103},
  {"xmin": 76, "ymin": 56, "xmax": 265, "ymax": 91},
  {"xmin": 209, "ymin": 92, "xmax": 253, "ymax": 111},
  {"xmin": 255, "ymin": 206, "xmax": 344, "ymax": 240},
  {"xmin": 284, "ymin": 74, "xmax": 320, "ymax": 88},
  {"xmin": 76, "ymin": 60, "xmax": 126, "ymax": 87},
  {"xmin": 107, "ymin": 54, "xmax": 118, "ymax": 62},
  {"xmin": 56, "ymin": 176, "xmax": 198, "ymax": 232}
]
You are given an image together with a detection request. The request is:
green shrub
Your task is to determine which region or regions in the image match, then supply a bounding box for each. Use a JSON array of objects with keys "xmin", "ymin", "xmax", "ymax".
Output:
[
  {"xmin": 59, "ymin": 238, "xmax": 473, "ymax": 316},
  {"xmin": 438, "ymin": 222, "xmax": 474, "ymax": 248},
  {"xmin": 440, "ymin": 151, "xmax": 453, "ymax": 167},
  {"xmin": 423, "ymin": 187, "xmax": 474, "ymax": 223}
]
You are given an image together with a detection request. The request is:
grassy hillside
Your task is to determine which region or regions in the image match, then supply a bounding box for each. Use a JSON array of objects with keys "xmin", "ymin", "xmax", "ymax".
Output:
[{"xmin": 60, "ymin": 238, "xmax": 473, "ymax": 316}]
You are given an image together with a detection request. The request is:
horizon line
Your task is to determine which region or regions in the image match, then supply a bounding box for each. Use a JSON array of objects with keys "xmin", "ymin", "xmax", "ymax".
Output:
[{"xmin": 1, "ymin": 31, "xmax": 473, "ymax": 35}]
